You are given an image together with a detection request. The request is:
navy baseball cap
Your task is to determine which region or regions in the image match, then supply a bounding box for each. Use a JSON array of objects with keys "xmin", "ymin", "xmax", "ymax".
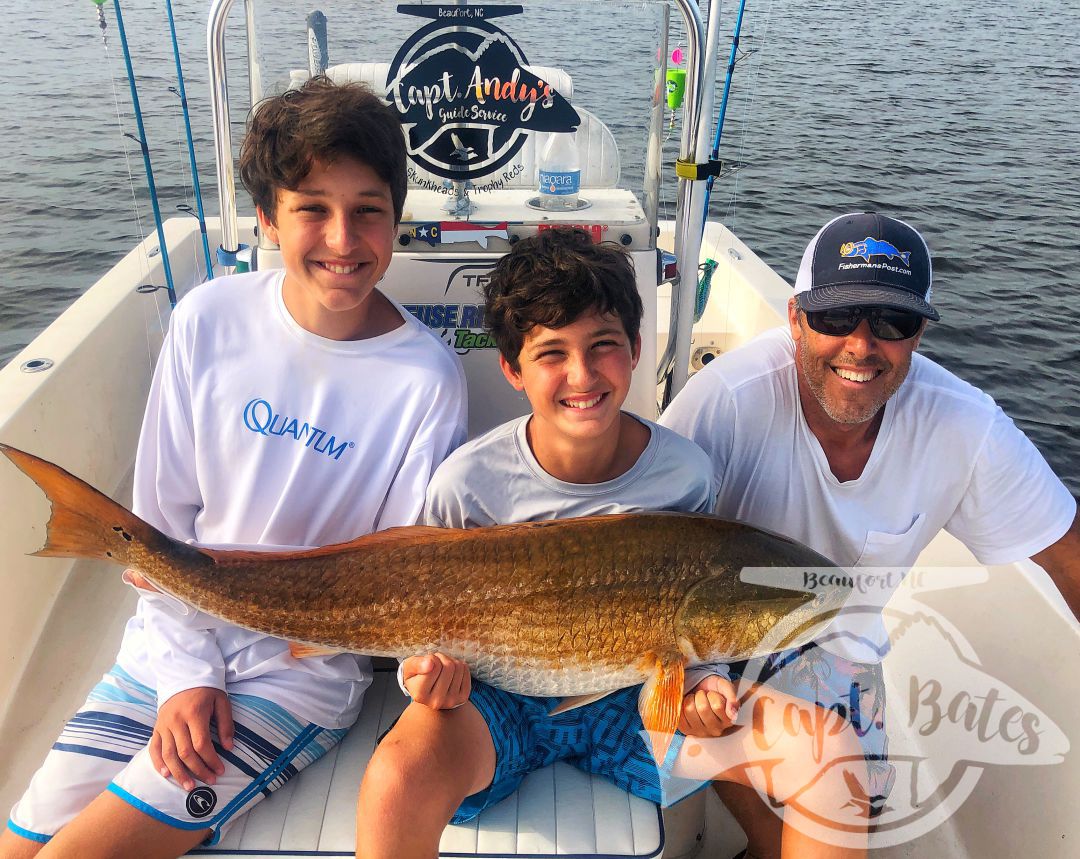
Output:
[{"xmin": 793, "ymin": 212, "xmax": 940, "ymax": 321}]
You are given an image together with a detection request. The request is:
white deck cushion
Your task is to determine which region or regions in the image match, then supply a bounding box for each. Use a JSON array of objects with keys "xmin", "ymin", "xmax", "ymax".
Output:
[{"xmin": 186, "ymin": 670, "xmax": 668, "ymax": 858}]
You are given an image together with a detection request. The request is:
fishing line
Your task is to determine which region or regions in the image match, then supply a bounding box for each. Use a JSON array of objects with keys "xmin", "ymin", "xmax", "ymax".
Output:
[
  {"xmin": 694, "ymin": 0, "xmax": 774, "ymax": 356},
  {"xmin": 93, "ymin": 3, "xmax": 167, "ymax": 370},
  {"xmin": 171, "ymin": 112, "xmax": 202, "ymax": 286},
  {"xmin": 110, "ymin": 0, "xmax": 178, "ymax": 306},
  {"xmin": 140, "ymin": 287, "xmax": 167, "ymax": 373},
  {"xmin": 700, "ymin": 0, "xmax": 744, "ymax": 227},
  {"xmin": 100, "ymin": 25, "xmax": 150, "ymax": 272},
  {"xmin": 725, "ymin": 0, "xmax": 774, "ymax": 238},
  {"xmin": 169, "ymin": 108, "xmax": 207, "ymax": 288},
  {"xmin": 136, "ymin": 282, "xmax": 169, "ymax": 375},
  {"xmin": 164, "ymin": 0, "xmax": 214, "ymax": 281},
  {"xmin": 693, "ymin": 11, "xmax": 725, "ymax": 326}
]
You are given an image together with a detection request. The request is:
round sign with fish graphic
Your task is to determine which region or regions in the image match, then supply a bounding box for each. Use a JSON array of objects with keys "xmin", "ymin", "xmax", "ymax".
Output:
[{"xmin": 386, "ymin": 4, "xmax": 580, "ymax": 181}]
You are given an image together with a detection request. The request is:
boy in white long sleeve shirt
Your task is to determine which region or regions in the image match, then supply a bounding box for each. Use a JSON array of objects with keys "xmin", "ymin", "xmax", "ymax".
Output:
[{"xmin": 2, "ymin": 78, "xmax": 466, "ymax": 859}]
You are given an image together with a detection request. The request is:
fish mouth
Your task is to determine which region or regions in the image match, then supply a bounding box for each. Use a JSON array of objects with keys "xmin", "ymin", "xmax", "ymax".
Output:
[
  {"xmin": 561, "ymin": 392, "xmax": 608, "ymax": 410},
  {"xmin": 769, "ymin": 592, "xmax": 850, "ymax": 650}
]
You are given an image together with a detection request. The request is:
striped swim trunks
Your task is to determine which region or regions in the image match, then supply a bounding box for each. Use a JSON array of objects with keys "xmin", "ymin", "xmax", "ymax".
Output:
[{"xmin": 7, "ymin": 664, "xmax": 345, "ymax": 846}]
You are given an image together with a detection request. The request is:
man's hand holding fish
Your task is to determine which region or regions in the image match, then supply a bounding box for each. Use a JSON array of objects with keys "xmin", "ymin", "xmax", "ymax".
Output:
[{"xmin": 403, "ymin": 652, "xmax": 740, "ymax": 734}]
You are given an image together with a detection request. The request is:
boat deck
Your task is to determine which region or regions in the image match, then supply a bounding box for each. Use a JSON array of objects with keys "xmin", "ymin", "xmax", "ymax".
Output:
[
  {"xmin": 2, "ymin": 220, "xmax": 1077, "ymax": 857},
  {"xmin": 191, "ymin": 670, "xmax": 666, "ymax": 858}
]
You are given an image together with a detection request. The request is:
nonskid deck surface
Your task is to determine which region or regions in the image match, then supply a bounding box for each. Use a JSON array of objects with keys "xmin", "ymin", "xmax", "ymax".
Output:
[{"xmin": 187, "ymin": 671, "xmax": 664, "ymax": 859}]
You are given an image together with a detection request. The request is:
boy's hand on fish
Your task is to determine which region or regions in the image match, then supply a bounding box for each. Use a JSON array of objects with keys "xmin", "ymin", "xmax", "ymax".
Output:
[
  {"xmin": 150, "ymin": 687, "xmax": 235, "ymax": 792},
  {"xmin": 678, "ymin": 675, "xmax": 739, "ymax": 737},
  {"xmin": 402, "ymin": 653, "xmax": 472, "ymax": 710}
]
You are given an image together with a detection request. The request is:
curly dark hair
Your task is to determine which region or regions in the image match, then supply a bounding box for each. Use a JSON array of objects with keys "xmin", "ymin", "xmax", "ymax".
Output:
[
  {"xmin": 239, "ymin": 76, "xmax": 407, "ymax": 224},
  {"xmin": 484, "ymin": 228, "xmax": 643, "ymax": 369}
]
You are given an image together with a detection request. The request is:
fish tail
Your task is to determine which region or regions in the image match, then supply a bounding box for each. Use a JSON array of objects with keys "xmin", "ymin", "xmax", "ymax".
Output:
[
  {"xmin": 901, "ymin": 251, "xmax": 911, "ymax": 266},
  {"xmin": 1, "ymin": 444, "xmax": 169, "ymax": 567}
]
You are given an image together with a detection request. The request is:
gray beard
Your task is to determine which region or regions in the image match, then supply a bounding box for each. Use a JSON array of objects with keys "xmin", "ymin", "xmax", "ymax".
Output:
[{"xmin": 797, "ymin": 337, "xmax": 910, "ymax": 426}]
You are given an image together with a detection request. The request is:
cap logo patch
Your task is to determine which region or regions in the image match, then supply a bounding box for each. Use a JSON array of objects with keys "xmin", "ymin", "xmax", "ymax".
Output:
[{"xmin": 840, "ymin": 237, "xmax": 911, "ymax": 267}]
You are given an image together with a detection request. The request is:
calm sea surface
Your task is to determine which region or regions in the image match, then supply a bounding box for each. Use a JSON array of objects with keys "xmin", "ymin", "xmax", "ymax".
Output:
[{"xmin": 0, "ymin": 1, "xmax": 1076, "ymax": 493}]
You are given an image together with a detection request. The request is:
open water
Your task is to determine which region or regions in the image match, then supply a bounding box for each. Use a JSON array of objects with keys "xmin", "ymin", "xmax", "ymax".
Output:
[{"xmin": 0, "ymin": 1, "xmax": 1076, "ymax": 494}]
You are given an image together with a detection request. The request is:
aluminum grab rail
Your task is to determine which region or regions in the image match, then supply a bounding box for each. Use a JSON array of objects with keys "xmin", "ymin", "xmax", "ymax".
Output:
[
  {"xmin": 208, "ymin": 0, "xmax": 239, "ymax": 260},
  {"xmin": 661, "ymin": 0, "xmax": 707, "ymax": 404}
]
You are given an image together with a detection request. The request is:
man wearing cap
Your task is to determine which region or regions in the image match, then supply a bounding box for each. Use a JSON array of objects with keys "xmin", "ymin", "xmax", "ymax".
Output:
[{"xmin": 661, "ymin": 212, "xmax": 1079, "ymax": 857}]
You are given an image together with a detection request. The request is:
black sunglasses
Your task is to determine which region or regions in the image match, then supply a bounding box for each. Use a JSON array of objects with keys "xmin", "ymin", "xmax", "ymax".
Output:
[{"xmin": 803, "ymin": 306, "xmax": 925, "ymax": 341}]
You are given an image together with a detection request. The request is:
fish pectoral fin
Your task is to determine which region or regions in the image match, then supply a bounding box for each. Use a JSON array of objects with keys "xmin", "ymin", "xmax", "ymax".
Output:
[
  {"xmin": 637, "ymin": 651, "xmax": 686, "ymax": 767},
  {"xmin": 288, "ymin": 642, "xmax": 345, "ymax": 660},
  {"xmin": 547, "ymin": 689, "xmax": 623, "ymax": 716}
]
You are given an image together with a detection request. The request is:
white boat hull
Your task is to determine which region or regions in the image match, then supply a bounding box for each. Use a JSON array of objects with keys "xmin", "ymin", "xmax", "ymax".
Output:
[{"xmin": 1, "ymin": 219, "xmax": 1076, "ymax": 857}]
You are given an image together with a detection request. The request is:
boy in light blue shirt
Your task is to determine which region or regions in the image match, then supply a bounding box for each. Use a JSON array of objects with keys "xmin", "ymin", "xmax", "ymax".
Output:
[{"xmin": 357, "ymin": 228, "xmax": 870, "ymax": 859}]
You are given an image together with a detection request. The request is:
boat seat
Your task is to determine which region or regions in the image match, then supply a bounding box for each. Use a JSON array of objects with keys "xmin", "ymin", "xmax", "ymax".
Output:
[
  {"xmin": 185, "ymin": 667, "xmax": 701, "ymax": 858},
  {"xmin": 289, "ymin": 64, "xmax": 621, "ymax": 188}
]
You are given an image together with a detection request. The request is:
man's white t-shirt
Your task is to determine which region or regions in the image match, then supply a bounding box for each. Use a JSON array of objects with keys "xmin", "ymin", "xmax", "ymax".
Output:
[
  {"xmin": 118, "ymin": 269, "xmax": 467, "ymax": 728},
  {"xmin": 661, "ymin": 327, "xmax": 1075, "ymax": 662}
]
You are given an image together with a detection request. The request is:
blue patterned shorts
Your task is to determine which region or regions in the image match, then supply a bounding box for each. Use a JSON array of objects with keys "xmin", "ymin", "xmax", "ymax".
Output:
[
  {"xmin": 452, "ymin": 644, "xmax": 892, "ymax": 823},
  {"xmin": 454, "ymin": 682, "xmax": 691, "ymax": 823}
]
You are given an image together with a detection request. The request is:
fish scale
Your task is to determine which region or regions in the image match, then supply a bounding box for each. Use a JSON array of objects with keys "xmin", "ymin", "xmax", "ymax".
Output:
[{"xmin": 1, "ymin": 443, "xmax": 852, "ymax": 759}]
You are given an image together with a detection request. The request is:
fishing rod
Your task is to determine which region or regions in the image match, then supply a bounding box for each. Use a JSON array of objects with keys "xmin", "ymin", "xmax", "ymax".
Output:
[
  {"xmin": 682, "ymin": 0, "xmax": 750, "ymax": 330},
  {"xmin": 94, "ymin": 0, "xmax": 178, "ymax": 306},
  {"xmin": 307, "ymin": 10, "xmax": 329, "ymax": 76},
  {"xmin": 702, "ymin": 0, "xmax": 750, "ymax": 221},
  {"xmin": 165, "ymin": 0, "xmax": 214, "ymax": 280}
]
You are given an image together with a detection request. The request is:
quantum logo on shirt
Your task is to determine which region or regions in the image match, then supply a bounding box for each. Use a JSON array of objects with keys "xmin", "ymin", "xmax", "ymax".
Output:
[{"xmin": 242, "ymin": 398, "xmax": 354, "ymax": 461}]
